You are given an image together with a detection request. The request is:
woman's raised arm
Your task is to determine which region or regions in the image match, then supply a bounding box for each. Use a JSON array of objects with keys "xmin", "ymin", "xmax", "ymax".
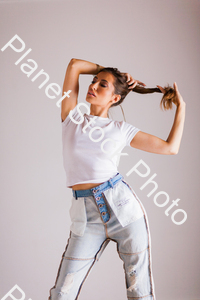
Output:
[
  {"xmin": 130, "ymin": 82, "xmax": 186, "ymax": 155},
  {"xmin": 61, "ymin": 58, "xmax": 104, "ymax": 122}
]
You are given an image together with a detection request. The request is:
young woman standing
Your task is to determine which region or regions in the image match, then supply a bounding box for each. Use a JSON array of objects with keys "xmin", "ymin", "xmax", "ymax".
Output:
[{"xmin": 48, "ymin": 58, "xmax": 186, "ymax": 300}]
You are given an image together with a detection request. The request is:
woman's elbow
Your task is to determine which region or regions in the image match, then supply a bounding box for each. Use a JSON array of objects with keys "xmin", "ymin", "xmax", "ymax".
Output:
[
  {"xmin": 169, "ymin": 148, "xmax": 179, "ymax": 155},
  {"xmin": 165, "ymin": 141, "xmax": 179, "ymax": 155},
  {"xmin": 70, "ymin": 58, "xmax": 77, "ymax": 63},
  {"xmin": 69, "ymin": 58, "xmax": 77, "ymax": 67}
]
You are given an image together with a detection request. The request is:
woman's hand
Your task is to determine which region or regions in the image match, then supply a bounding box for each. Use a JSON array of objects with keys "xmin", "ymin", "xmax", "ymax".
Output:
[
  {"xmin": 157, "ymin": 82, "xmax": 186, "ymax": 107},
  {"xmin": 121, "ymin": 72, "xmax": 146, "ymax": 89},
  {"xmin": 156, "ymin": 85, "xmax": 166, "ymax": 94}
]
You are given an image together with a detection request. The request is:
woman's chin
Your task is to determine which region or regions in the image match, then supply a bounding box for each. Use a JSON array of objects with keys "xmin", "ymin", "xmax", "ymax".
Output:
[
  {"xmin": 86, "ymin": 95, "xmax": 99, "ymax": 104},
  {"xmin": 86, "ymin": 97, "xmax": 94, "ymax": 104}
]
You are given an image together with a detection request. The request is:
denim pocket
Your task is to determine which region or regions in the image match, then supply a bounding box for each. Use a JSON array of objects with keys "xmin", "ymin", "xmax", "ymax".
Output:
[
  {"xmin": 69, "ymin": 196, "xmax": 87, "ymax": 236},
  {"xmin": 103, "ymin": 180, "xmax": 144, "ymax": 227}
]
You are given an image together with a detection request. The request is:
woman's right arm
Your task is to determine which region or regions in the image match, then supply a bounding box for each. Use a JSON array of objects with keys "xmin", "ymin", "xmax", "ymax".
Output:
[
  {"xmin": 130, "ymin": 82, "xmax": 186, "ymax": 155},
  {"xmin": 61, "ymin": 58, "xmax": 104, "ymax": 122}
]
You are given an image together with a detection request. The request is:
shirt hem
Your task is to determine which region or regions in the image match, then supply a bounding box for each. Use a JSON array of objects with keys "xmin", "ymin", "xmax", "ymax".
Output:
[{"xmin": 66, "ymin": 174, "xmax": 118, "ymax": 188}]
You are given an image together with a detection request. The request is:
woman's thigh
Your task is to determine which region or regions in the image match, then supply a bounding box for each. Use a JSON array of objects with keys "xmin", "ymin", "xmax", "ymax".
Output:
[{"xmin": 108, "ymin": 215, "xmax": 148, "ymax": 253}]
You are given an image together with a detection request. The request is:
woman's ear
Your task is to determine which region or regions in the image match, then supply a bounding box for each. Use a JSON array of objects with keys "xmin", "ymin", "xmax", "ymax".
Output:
[{"xmin": 113, "ymin": 94, "xmax": 121, "ymax": 104}]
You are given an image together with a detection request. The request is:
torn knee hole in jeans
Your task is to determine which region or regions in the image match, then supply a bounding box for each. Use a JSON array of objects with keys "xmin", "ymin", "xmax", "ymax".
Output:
[
  {"xmin": 59, "ymin": 272, "xmax": 76, "ymax": 294},
  {"xmin": 127, "ymin": 264, "xmax": 137, "ymax": 292}
]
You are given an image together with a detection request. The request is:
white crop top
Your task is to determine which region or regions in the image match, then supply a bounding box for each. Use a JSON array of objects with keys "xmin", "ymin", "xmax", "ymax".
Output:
[{"xmin": 61, "ymin": 104, "xmax": 140, "ymax": 188}]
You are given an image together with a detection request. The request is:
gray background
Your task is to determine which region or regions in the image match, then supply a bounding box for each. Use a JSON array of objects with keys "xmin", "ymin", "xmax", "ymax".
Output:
[{"xmin": 0, "ymin": 0, "xmax": 200, "ymax": 299}]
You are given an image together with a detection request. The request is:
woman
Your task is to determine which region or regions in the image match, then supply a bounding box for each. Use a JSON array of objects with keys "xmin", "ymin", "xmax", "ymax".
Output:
[{"xmin": 48, "ymin": 58, "xmax": 186, "ymax": 300}]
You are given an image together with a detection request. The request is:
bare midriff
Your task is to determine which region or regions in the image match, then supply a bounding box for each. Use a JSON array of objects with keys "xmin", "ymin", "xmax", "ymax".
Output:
[{"xmin": 72, "ymin": 182, "xmax": 104, "ymax": 191}]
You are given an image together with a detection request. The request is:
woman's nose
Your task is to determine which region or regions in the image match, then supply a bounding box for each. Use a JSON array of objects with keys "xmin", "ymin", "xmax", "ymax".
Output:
[{"xmin": 91, "ymin": 81, "xmax": 98, "ymax": 89}]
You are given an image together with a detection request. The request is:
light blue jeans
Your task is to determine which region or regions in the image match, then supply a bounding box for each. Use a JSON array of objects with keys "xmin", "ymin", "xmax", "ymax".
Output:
[{"xmin": 48, "ymin": 173, "xmax": 156, "ymax": 300}]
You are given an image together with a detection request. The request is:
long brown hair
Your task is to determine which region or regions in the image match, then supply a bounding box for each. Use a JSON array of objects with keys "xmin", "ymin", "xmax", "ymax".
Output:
[{"xmin": 97, "ymin": 67, "xmax": 177, "ymax": 121}]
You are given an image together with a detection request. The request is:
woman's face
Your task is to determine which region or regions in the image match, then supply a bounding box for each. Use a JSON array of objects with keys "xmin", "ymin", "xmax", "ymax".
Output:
[{"xmin": 86, "ymin": 71, "xmax": 120, "ymax": 108}]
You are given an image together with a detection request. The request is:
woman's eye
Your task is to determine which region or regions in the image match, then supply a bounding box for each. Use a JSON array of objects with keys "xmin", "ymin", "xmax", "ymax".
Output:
[{"xmin": 91, "ymin": 80, "xmax": 106, "ymax": 88}]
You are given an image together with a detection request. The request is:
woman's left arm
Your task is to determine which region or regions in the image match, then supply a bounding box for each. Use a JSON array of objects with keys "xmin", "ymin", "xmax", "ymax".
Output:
[{"xmin": 130, "ymin": 82, "xmax": 186, "ymax": 155}]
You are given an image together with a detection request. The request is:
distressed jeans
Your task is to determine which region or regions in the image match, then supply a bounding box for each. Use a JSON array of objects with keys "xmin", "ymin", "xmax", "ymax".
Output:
[{"xmin": 48, "ymin": 173, "xmax": 156, "ymax": 300}]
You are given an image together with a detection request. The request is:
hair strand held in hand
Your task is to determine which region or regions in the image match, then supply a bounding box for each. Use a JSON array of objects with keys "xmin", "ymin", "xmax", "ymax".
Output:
[{"xmin": 159, "ymin": 84, "xmax": 177, "ymax": 111}]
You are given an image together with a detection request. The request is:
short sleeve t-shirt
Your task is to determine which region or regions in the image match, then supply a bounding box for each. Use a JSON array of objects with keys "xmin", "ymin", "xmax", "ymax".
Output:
[{"xmin": 61, "ymin": 104, "xmax": 140, "ymax": 188}]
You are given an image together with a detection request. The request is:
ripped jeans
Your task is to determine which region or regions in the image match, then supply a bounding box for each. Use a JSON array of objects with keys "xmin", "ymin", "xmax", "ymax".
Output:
[{"xmin": 48, "ymin": 173, "xmax": 156, "ymax": 300}]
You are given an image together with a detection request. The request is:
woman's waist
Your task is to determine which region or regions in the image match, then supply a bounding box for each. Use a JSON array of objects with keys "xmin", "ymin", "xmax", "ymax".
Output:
[
  {"xmin": 72, "ymin": 182, "xmax": 104, "ymax": 191},
  {"xmin": 71, "ymin": 172, "xmax": 124, "ymax": 199}
]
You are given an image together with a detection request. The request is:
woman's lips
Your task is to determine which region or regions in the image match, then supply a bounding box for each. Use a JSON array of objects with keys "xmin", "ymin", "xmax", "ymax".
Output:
[{"xmin": 87, "ymin": 92, "xmax": 96, "ymax": 97}]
